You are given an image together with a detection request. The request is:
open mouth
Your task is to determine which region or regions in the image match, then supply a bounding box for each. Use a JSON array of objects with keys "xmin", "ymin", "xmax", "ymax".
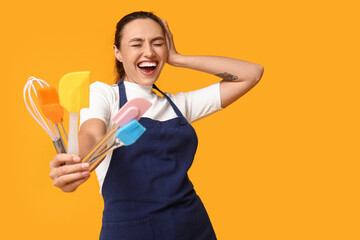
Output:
[{"xmin": 137, "ymin": 61, "xmax": 158, "ymax": 75}]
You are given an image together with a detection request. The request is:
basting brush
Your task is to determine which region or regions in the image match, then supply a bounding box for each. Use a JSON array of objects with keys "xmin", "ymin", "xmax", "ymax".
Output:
[{"xmin": 37, "ymin": 86, "xmax": 67, "ymax": 153}]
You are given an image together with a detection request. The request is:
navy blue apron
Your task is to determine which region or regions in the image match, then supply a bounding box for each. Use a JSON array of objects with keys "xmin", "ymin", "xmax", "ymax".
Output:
[{"xmin": 100, "ymin": 81, "xmax": 217, "ymax": 240}]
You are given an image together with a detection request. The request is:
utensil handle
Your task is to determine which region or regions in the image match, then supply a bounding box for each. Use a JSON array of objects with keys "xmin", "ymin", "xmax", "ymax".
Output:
[
  {"xmin": 84, "ymin": 127, "xmax": 117, "ymax": 163},
  {"xmin": 53, "ymin": 138, "xmax": 67, "ymax": 153},
  {"xmin": 81, "ymin": 125, "xmax": 118, "ymax": 163},
  {"xmin": 67, "ymin": 112, "xmax": 79, "ymax": 155},
  {"xmin": 88, "ymin": 141, "xmax": 124, "ymax": 172}
]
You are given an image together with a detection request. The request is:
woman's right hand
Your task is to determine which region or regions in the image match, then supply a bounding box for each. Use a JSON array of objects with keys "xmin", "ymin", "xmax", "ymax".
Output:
[{"xmin": 49, "ymin": 154, "xmax": 90, "ymax": 192}]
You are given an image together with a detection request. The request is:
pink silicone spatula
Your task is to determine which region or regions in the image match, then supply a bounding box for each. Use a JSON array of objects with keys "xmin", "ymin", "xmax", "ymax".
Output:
[{"xmin": 81, "ymin": 98, "xmax": 151, "ymax": 166}]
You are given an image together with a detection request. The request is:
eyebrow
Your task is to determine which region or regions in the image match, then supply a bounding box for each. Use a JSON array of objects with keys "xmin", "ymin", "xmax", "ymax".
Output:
[{"xmin": 128, "ymin": 36, "xmax": 165, "ymax": 43}]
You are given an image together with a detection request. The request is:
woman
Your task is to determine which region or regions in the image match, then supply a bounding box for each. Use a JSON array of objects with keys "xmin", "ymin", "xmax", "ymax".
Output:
[{"xmin": 49, "ymin": 11, "xmax": 263, "ymax": 240}]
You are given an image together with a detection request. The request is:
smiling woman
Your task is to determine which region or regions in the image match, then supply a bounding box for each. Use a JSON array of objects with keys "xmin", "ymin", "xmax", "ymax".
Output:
[
  {"xmin": 48, "ymin": 11, "xmax": 263, "ymax": 240},
  {"xmin": 113, "ymin": 12, "xmax": 168, "ymax": 86},
  {"xmin": 113, "ymin": 18, "xmax": 167, "ymax": 85}
]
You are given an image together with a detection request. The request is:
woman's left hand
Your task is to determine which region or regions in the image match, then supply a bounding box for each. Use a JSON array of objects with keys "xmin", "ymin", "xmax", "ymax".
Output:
[{"xmin": 160, "ymin": 19, "xmax": 181, "ymax": 66}]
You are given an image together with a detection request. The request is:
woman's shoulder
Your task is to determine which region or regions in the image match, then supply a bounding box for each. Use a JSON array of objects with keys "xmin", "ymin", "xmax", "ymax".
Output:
[
  {"xmin": 90, "ymin": 81, "xmax": 117, "ymax": 91},
  {"xmin": 166, "ymin": 82, "xmax": 222, "ymax": 123},
  {"xmin": 89, "ymin": 81, "xmax": 118, "ymax": 97},
  {"xmin": 166, "ymin": 82, "xmax": 220, "ymax": 101}
]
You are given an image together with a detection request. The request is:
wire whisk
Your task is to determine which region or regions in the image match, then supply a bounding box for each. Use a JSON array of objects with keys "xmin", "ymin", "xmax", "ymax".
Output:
[{"xmin": 23, "ymin": 77, "xmax": 67, "ymax": 153}]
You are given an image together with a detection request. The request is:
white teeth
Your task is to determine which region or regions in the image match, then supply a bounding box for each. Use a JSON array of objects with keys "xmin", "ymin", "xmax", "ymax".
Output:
[{"xmin": 138, "ymin": 62, "xmax": 157, "ymax": 67}]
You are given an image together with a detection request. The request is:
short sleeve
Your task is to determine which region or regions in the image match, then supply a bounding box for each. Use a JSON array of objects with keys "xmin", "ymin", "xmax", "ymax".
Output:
[
  {"xmin": 79, "ymin": 81, "xmax": 115, "ymax": 128},
  {"xmin": 168, "ymin": 82, "xmax": 223, "ymax": 123}
]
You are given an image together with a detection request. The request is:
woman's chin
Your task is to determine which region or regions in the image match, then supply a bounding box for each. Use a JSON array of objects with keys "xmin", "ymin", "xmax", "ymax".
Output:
[
  {"xmin": 125, "ymin": 76, "xmax": 158, "ymax": 86},
  {"xmin": 139, "ymin": 73, "xmax": 162, "ymax": 85}
]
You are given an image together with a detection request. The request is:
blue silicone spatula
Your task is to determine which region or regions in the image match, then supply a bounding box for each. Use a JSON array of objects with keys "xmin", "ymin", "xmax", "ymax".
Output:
[{"xmin": 87, "ymin": 119, "xmax": 146, "ymax": 171}]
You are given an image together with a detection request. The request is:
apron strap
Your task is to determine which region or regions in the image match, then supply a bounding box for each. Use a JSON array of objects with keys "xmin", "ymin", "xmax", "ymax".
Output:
[
  {"xmin": 153, "ymin": 84, "xmax": 184, "ymax": 118},
  {"xmin": 118, "ymin": 79, "xmax": 127, "ymax": 108},
  {"xmin": 118, "ymin": 77, "xmax": 127, "ymax": 109}
]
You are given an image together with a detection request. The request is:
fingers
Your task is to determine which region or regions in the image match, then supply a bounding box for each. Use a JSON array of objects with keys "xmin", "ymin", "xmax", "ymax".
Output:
[
  {"xmin": 164, "ymin": 23, "xmax": 173, "ymax": 46},
  {"xmin": 50, "ymin": 154, "xmax": 81, "ymax": 168},
  {"xmin": 50, "ymin": 162, "xmax": 89, "ymax": 180},
  {"xmin": 157, "ymin": 18, "xmax": 173, "ymax": 49},
  {"xmin": 52, "ymin": 167, "xmax": 90, "ymax": 188},
  {"xmin": 162, "ymin": 20, "xmax": 172, "ymax": 39},
  {"xmin": 49, "ymin": 154, "xmax": 90, "ymax": 193},
  {"xmin": 60, "ymin": 175, "xmax": 90, "ymax": 193}
]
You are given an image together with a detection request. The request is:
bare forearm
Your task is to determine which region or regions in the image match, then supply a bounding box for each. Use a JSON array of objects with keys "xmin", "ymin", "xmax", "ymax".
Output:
[
  {"xmin": 78, "ymin": 119, "xmax": 107, "ymax": 158},
  {"xmin": 79, "ymin": 132, "xmax": 98, "ymax": 158},
  {"xmin": 169, "ymin": 54, "xmax": 263, "ymax": 82}
]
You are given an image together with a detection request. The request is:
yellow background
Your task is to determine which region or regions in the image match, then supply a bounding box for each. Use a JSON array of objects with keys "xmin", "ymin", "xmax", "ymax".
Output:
[{"xmin": 1, "ymin": 0, "xmax": 359, "ymax": 239}]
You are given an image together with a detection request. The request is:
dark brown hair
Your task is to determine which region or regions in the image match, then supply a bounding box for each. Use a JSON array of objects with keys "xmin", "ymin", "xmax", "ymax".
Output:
[{"xmin": 113, "ymin": 11, "xmax": 166, "ymax": 83}]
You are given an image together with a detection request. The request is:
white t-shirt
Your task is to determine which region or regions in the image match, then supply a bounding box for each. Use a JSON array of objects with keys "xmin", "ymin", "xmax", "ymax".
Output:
[{"xmin": 80, "ymin": 81, "xmax": 223, "ymax": 192}]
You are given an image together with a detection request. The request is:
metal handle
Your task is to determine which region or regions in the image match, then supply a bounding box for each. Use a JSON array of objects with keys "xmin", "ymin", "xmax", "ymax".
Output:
[
  {"xmin": 53, "ymin": 138, "xmax": 67, "ymax": 154},
  {"xmin": 88, "ymin": 139, "xmax": 124, "ymax": 172},
  {"xmin": 81, "ymin": 125, "xmax": 119, "ymax": 163}
]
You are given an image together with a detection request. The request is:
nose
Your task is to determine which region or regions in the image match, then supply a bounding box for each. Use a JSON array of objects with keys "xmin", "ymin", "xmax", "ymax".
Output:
[{"xmin": 143, "ymin": 43, "xmax": 155, "ymax": 58}]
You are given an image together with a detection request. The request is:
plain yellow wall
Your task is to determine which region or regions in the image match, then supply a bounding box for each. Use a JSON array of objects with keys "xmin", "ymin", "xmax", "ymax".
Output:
[{"xmin": 1, "ymin": 0, "xmax": 359, "ymax": 239}]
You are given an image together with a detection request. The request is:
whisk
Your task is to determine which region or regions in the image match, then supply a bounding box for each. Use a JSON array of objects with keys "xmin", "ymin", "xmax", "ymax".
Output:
[{"xmin": 23, "ymin": 77, "xmax": 67, "ymax": 153}]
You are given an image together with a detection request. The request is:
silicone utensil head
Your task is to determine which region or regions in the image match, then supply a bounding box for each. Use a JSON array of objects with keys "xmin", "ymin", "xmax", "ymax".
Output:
[
  {"xmin": 59, "ymin": 71, "xmax": 90, "ymax": 113},
  {"xmin": 40, "ymin": 105, "xmax": 64, "ymax": 124},
  {"xmin": 37, "ymin": 87, "xmax": 60, "ymax": 105},
  {"xmin": 37, "ymin": 87, "xmax": 64, "ymax": 124},
  {"xmin": 112, "ymin": 98, "xmax": 152, "ymax": 127},
  {"xmin": 113, "ymin": 106, "xmax": 139, "ymax": 126},
  {"xmin": 116, "ymin": 119, "xmax": 146, "ymax": 146}
]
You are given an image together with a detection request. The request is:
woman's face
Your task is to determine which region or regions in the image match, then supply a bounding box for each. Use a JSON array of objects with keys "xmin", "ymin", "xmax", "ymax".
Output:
[{"xmin": 114, "ymin": 18, "xmax": 168, "ymax": 86}]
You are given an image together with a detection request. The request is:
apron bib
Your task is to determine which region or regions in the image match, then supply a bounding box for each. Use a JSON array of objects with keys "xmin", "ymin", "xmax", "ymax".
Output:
[{"xmin": 100, "ymin": 81, "xmax": 216, "ymax": 240}]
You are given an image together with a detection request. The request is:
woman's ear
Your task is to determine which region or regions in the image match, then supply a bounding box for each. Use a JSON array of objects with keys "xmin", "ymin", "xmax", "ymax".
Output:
[{"xmin": 113, "ymin": 45, "xmax": 122, "ymax": 62}]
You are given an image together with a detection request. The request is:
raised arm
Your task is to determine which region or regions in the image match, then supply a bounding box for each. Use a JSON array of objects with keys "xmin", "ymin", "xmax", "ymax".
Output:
[{"xmin": 161, "ymin": 19, "xmax": 264, "ymax": 108}]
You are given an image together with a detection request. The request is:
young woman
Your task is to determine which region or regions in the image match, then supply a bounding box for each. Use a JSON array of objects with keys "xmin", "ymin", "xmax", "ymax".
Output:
[{"xmin": 49, "ymin": 11, "xmax": 263, "ymax": 240}]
